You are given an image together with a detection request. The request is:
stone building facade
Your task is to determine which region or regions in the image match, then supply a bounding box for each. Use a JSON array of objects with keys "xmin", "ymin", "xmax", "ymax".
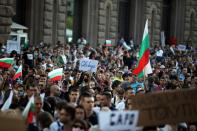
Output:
[
  {"xmin": 0, "ymin": 0, "xmax": 15, "ymax": 43},
  {"xmin": 0, "ymin": 0, "xmax": 197, "ymax": 47}
]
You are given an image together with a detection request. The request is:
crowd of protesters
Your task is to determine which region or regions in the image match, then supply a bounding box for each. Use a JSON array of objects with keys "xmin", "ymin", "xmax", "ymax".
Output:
[{"xmin": 0, "ymin": 37, "xmax": 196, "ymax": 131}]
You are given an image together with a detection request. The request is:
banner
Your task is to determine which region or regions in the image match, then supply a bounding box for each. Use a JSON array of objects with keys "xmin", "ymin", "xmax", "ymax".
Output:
[
  {"xmin": 99, "ymin": 111, "xmax": 139, "ymax": 131},
  {"xmin": 79, "ymin": 59, "xmax": 98, "ymax": 73},
  {"xmin": 129, "ymin": 89, "xmax": 197, "ymax": 126}
]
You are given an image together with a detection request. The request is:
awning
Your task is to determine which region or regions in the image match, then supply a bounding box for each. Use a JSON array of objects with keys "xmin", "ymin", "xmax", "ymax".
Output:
[{"xmin": 11, "ymin": 22, "xmax": 28, "ymax": 30}]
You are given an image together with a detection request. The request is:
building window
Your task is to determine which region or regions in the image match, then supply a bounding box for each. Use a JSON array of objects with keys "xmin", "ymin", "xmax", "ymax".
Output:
[{"xmin": 105, "ymin": 5, "xmax": 111, "ymax": 39}]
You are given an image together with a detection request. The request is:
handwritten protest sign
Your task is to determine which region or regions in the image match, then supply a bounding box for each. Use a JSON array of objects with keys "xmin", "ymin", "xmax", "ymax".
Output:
[
  {"xmin": 130, "ymin": 89, "xmax": 197, "ymax": 126},
  {"xmin": 177, "ymin": 44, "xmax": 186, "ymax": 51},
  {"xmin": 99, "ymin": 111, "xmax": 139, "ymax": 131},
  {"xmin": 79, "ymin": 58, "xmax": 98, "ymax": 73}
]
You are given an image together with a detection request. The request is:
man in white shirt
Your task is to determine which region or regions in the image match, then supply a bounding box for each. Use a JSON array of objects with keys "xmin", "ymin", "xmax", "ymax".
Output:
[{"xmin": 156, "ymin": 47, "xmax": 164, "ymax": 62}]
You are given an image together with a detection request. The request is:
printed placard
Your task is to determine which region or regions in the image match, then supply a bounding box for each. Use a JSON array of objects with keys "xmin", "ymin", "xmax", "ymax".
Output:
[{"xmin": 99, "ymin": 111, "xmax": 139, "ymax": 131}]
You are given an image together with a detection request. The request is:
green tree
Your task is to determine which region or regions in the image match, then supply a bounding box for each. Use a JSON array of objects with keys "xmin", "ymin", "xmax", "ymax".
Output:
[{"xmin": 66, "ymin": 16, "xmax": 73, "ymax": 29}]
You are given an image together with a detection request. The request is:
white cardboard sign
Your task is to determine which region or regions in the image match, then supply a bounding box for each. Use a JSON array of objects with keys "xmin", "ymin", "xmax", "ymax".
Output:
[
  {"xmin": 7, "ymin": 40, "xmax": 21, "ymax": 53},
  {"xmin": 177, "ymin": 44, "xmax": 186, "ymax": 51},
  {"xmin": 79, "ymin": 59, "xmax": 98, "ymax": 73},
  {"xmin": 99, "ymin": 111, "xmax": 139, "ymax": 131}
]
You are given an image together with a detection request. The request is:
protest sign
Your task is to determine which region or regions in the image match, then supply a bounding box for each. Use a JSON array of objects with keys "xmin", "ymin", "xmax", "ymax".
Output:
[
  {"xmin": 129, "ymin": 89, "xmax": 197, "ymax": 126},
  {"xmin": 6, "ymin": 40, "xmax": 21, "ymax": 53},
  {"xmin": 99, "ymin": 111, "xmax": 139, "ymax": 131},
  {"xmin": 79, "ymin": 59, "xmax": 98, "ymax": 73},
  {"xmin": 177, "ymin": 44, "xmax": 186, "ymax": 51}
]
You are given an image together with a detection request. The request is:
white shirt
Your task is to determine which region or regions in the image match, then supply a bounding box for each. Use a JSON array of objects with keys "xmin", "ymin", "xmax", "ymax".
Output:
[
  {"xmin": 115, "ymin": 100, "xmax": 125, "ymax": 111},
  {"xmin": 50, "ymin": 120, "xmax": 64, "ymax": 131},
  {"xmin": 156, "ymin": 49, "xmax": 163, "ymax": 57}
]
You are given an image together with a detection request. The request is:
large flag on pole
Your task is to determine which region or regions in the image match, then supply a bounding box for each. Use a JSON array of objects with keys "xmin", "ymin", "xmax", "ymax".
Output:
[
  {"xmin": 13, "ymin": 65, "xmax": 22, "ymax": 80},
  {"xmin": 132, "ymin": 20, "xmax": 152, "ymax": 77},
  {"xmin": 1, "ymin": 90, "xmax": 13, "ymax": 111},
  {"xmin": 48, "ymin": 68, "xmax": 63, "ymax": 81},
  {"xmin": 0, "ymin": 58, "xmax": 14, "ymax": 68}
]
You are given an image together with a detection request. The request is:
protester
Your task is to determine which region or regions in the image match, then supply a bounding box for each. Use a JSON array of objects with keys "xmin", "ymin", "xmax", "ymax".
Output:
[
  {"xmin": 36, "ymin": 111, "xmax": 53, "ymax": 131},
  {"xmin": 0, "ymin": 37, "xmax": 196, "ymax": 131}
]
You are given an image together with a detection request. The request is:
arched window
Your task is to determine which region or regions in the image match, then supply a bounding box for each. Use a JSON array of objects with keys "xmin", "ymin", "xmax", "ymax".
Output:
[
  {"xmin": 105, "ymin": 5, "xmax": 111, "ymax": 39},
  {"xmin": 150, "ymin": 10, "xmax": 155, "ymax": 46}
]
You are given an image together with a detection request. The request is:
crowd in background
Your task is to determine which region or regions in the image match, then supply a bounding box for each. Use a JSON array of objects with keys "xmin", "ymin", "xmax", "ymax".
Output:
[{"xmin": 0, "ymin": 38, "xmax": 196, "ymax": 131}]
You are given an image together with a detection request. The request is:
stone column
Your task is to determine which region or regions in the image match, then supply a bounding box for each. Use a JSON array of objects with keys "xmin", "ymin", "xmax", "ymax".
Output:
[
  {"xmin": 184, "ymin": 0, "xmax": 197, "ymax": 47},
  {"xmin": 0, "ymin": 0, "xmax": 15, "ymax": 43},
  {"xmin": 57, "ymin": 0, "xmax": 66, "ymax": 44},
  {"xmin": 43, "ymin": 0, "xmax": 66, "ymax": 45},
  {"xmin": 98, "ymin": 0, "xmax": 118, "ymax": 45},
  {"xmin": 43, "ymin": 0, "xmax": 54, "ymax": 44},
  {"xmin": 144, "ymin": 0, "xmax": 162, "ymax": 46}
]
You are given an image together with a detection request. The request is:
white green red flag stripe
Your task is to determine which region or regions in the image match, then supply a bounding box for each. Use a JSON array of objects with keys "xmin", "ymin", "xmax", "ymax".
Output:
[
  {"xmin": 22, "ymin": 95, "xmax": 35, "ymax": 124},
  {"xmin": 13, "ymin": 65, "xmax": 22, "ymax": 80},
  {"xmin": 1, "ymin": 90, "xmax": 13, "ymax": 111},
  {"xmin": 48, "ymin": 68, "xmax": 63, "ymax": 81},
  {"xmin": 132, "ymin": 20, "xmax": 152, "ymax": 77},
  {"xmin": 0, "ymin": 58, "xmax": 14, "ymax": 68}
]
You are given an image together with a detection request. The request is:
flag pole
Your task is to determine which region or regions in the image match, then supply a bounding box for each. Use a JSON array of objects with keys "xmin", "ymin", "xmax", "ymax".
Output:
[{"xmin": 143, "ymin": 69, "xmax": 148, "ymax": 93}]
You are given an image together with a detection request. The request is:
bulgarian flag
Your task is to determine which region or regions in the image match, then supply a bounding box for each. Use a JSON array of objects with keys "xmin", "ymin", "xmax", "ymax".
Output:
[
  {"xmin": 132, "ymin": 20, "xmax": 152, "ymax": 77},
  {"xmin": 22, "ymin": 95, "xmax": 35, "ymax": 124},
  {"xmin": 13, "ymin": 65, "xmax": 22, "ymax": 80},
  {"xmin": 48, "ymin": 68, "xmax": 63, "ymax": 81},
  {"xmin": 1, "ymin": 90, "xmax": 13, "ymax": 111},
  {"xmin": 0, "ymin": 58, "xmax": 14, "ymax": 68}
]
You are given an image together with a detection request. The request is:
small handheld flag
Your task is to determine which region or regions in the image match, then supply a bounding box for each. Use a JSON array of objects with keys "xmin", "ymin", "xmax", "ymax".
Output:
[
  {"xmin": 1, "ymin": 90, "xmax": 13, "ymax": 111},
  {"xmin": 13, "ymin": 65, "xmax": 22, "ymax": 80},
  {"xmin": 0, "ymin": 58, "xmax": 14, "ymax": 69},
  {"xmin": 48, "ymin": 68, "xmax": 63, "ymax": 81}
]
